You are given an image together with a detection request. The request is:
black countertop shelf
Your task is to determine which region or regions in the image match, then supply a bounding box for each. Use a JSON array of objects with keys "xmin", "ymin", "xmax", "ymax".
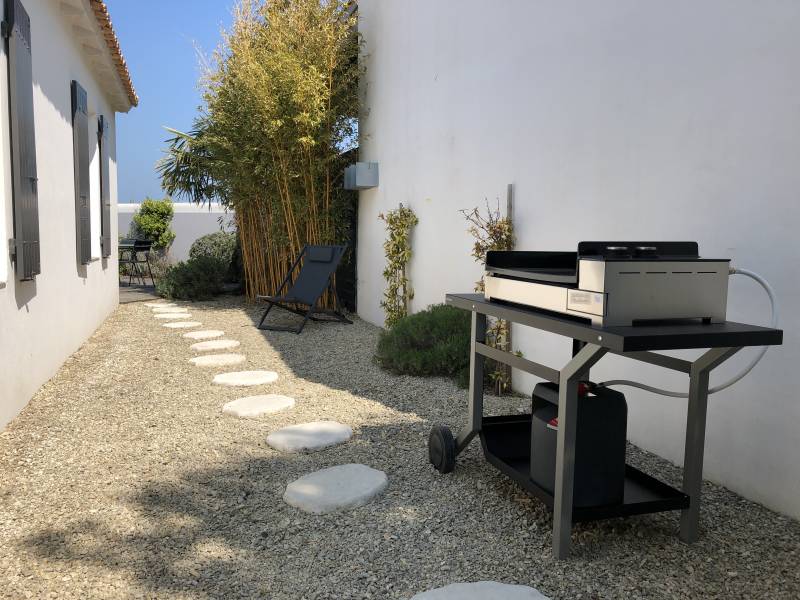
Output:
[
  {"xmin": 479, "ymin": 414, "xmax": 689, "ymax": 522},
  {"xmin": 446, "ymin": 293, "xmax": 783, "ymax": 353}
]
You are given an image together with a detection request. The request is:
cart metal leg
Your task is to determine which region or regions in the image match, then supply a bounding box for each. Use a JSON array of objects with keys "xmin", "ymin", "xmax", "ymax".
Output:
[
  {"xmin": 455, "ymin": 311, "xmax": 487, "ymax": 454},
  {"xmin": 553, "ymin": 343, "xmax": 607, "ymax": 559},
  {"xmin": 679, "ymin": 346, "xmax": 741, "ymax": 543}
]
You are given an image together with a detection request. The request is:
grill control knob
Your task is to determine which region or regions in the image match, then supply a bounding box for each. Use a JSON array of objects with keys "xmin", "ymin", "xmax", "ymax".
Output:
[
  {"xmin": 605, "ymin": 245, "xmax": 631, "ymax": 258},
  {"xmin": 634, "ymin": 245, "xmax": 658, "ymax": 258}
]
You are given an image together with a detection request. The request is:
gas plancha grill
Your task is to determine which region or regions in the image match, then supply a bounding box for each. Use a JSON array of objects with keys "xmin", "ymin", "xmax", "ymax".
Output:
[{"xmin": 485, "ymin": 242, "xmax": 730, "ymax": 327}]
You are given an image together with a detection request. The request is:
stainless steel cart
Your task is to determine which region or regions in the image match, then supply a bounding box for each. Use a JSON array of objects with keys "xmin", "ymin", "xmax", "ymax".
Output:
[{"xmin": 430, "ymin": 293, "xmax": 783, "ymax": 559}]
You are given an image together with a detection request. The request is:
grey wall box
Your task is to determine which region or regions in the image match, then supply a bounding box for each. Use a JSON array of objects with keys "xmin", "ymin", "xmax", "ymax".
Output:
[{"xmin": 344, "ymin": 162, "xmax": 379, "ymax": 190}]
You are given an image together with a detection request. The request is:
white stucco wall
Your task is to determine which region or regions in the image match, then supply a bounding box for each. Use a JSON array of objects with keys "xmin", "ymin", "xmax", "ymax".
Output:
[
  {"xmin": 357, "ymin": 0, "xmax": 800, "ymax": 518},
  {"xmin": 0, "ymin": 0, "xmax": 122, "ymax": 429},
  {"xmin": 118, "ymin": 203, "xmax": 235, "ymax": 263}
]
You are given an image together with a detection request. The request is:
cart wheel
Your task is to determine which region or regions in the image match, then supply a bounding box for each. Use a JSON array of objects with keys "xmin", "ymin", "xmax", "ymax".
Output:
[{"xmin": 428, "ymin": 424, "xmax": 456, "ymax": 473}]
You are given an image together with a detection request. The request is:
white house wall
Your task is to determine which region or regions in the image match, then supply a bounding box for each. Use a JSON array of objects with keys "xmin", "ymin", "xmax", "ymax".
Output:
[
  {"xmin": 118, "ymin": 203, "xmax": 236, "ymax": 263},
  {"xmin": 357, "ymin": 0, "xmax": 800, "ymax": 518},
  {"xmin": 0, "ymin": 0, "xmax": 120, "ymax": 429}
]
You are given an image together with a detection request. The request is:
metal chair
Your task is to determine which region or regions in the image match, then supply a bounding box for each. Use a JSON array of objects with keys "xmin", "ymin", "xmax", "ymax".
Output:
[{"xmin": 256, "ymin": 245, "xmax": 352, "ymax": 334}]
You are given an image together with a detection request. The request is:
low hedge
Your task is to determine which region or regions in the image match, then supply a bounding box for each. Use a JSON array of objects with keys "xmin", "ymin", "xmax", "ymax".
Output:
[
  {"xmin": 156, "ymin": 255, "xmax": 226, "ymax": 300},
  {"xmin": 375, "ymin": 304, "xmax": 472, "ymax": 387},
  {"xmin": 189, "ymin": 231, "xmax": 241, "ymax": 282}
]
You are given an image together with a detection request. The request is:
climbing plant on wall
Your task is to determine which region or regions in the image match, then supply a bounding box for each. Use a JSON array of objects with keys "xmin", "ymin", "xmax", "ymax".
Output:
[
  {"xmin": 461, "ymin": 199, "xmax": 516, "ymax": 394},
  {"xmin": 379, "ymin": 205, "xmax": 418, "ymax": 328}
]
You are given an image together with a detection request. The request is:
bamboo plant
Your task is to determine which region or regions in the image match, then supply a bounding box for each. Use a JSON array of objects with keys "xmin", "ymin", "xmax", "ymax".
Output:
[{"xmin": 158, "ymin": 0, "xmax": 363, "ymax": 304}]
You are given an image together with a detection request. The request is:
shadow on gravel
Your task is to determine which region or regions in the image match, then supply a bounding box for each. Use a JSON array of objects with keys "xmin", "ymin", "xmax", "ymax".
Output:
[
  {"xmin": 20, "ymin": 444, "xmax": 418, "ymax": 599},
  {"xmin": 20, "ymin": 438, "xmax": 800, "ymax": 600},
  {"xmin": 20, "ymin": 301, "xmax": 800, "ymax": 599},
  {"xmin": 243, "ymin": 305, "xmax": 472, "ymax": 419}
]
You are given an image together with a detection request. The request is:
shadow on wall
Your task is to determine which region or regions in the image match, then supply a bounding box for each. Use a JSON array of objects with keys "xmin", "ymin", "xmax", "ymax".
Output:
[{"xmin": 13, "ymin": 277, "xmax": 36, "ymax": 309}]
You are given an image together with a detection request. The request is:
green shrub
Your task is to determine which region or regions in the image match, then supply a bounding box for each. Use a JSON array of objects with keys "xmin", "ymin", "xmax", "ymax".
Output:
[
  {"xmin": 132, "ymin": 197, "xmax": 176, "ymax": 251},
  {"xmin": 156, "ymin": 255, "xmax": 225, "ymax": 300},
  {"xmin": 189, "ymin": 231, "xmax": 240, "ymax": 282},
  {"xmin": 375, "ymin": 304, "xmax": 472, "ymax": 386}
]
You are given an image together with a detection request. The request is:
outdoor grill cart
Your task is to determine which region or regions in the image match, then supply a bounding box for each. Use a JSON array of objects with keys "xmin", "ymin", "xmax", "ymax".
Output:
[{"xmin": 429, "ymin": 293, "xmax": 783, "ymax": 559}]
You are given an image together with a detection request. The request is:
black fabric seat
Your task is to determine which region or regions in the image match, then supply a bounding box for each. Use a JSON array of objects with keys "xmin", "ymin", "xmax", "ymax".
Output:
[{"xmin": 256, "ymin": 245, "xmax": 352, "ymax": 334}]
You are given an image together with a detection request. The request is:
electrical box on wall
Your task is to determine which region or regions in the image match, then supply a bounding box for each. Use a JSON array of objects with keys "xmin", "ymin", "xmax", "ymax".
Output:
[{"xmin": 344, "ymin": 162, "xmax": 379, "ymax": 190}]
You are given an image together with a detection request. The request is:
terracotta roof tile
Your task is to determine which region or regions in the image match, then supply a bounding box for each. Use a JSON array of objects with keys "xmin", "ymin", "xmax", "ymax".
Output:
[{"xmin": 88, "ymin": 0, "xmax": 137, "ymax": 107}]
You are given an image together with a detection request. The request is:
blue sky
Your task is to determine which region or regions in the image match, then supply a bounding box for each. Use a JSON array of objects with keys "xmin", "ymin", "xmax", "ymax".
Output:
[{"xmin": 106, "ymin": 1, "xmax": 235, "ymax": 203}]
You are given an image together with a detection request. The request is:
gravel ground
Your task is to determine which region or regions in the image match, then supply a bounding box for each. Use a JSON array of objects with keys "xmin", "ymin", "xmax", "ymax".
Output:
[{"xmin": 0, "ymin": 297, "xmax": 798, "ymax": 599}]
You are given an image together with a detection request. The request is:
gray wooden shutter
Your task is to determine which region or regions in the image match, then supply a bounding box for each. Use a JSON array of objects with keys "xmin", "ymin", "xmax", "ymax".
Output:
[
  {"xmin": 71, "ymin": 80, "xmax": 90, "ymax": 265},
  {"xmin": 5, "ymin": 0, "xmax": 40, "ymax": 279},
  {"xmin": 98, "ymin": 115, "xmax": 111, "ymax": 257}
]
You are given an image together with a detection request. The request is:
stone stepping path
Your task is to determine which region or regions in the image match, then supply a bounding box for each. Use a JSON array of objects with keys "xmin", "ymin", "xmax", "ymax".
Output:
[
  {"xmin": 222, "ymin": 394, "xmax": 295, "ymax": 417},
  {"xmin": 410, "ymin": 583, "xmax": 549, "ymax": 600},
  {"xmin": 190, "ymin": 339, "xmax": 240, "ymax": 352},
  {"xmin": 152, "ymin": 306, "xmax": 189, "ymax": 314},
  {"xmin": 189, "ymin": 353, "xmax": 246, "ymax": 367},
  {"xmin": 283, "ymin": 464, "xmax": 387, "ymax": 514},
  {"xmin": 163, "ymin": 321, "xmax": 202, "ymax": 329},
  {"xmin": 213, "ymin": 370, "xmax": 278, "ymax": 387},
  {"xmin": 144, "ymin": 302, "xmax": 176, "ymax": 307},
  {"xmin": 267, "ymin": 421, "xmax": 352, "ymax": 453},
  {"xmin": 182, "ymin": 330, "xmax": 224, "ymax": 340},
  {"xmin": 154, "ymin": 313, "xmax": 192, "ymax": 320}
]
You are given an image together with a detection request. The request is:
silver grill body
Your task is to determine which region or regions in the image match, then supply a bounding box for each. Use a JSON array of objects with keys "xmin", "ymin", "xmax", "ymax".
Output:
[{"xmin": 484, "ymin": 258, "xmax": 729, "ymax": 327}]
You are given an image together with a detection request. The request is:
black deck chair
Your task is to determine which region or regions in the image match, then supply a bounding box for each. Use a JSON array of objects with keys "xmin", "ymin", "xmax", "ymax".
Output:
[{"xmin": 256, "ymin": 244, "xmax": 353, "ymax": 334}]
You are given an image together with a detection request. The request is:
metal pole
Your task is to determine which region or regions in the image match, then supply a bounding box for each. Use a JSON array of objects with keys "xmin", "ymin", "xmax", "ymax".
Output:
[{"xmin": 505, "ymin": 183, "xmax": 514, "ymax": 392}]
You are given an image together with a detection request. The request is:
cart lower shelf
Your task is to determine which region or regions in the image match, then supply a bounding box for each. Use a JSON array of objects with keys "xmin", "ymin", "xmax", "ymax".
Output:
[{"xmin": 479, "ymin": 414, "xmax": 690, "ymax": 522}]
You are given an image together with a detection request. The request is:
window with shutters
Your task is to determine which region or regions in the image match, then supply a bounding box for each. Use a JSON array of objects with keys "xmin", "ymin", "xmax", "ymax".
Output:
[
  {"xmin": 71, "ymin": 80, "xmax": 90, "ymax": 265},
  {"xmin": 98, "ymin": 115, "xmax": 111, "ymax": 258},
  {"xmin": 0, "ymin": 4, "xmax": 9, "ymax": 285},
  {"xmin": 5, "ymin": 0, "xmax": 40, "ymax": 280},
  {"xmin": 88, "ymin": 107, "xmax": 100, "ymax": 259}
]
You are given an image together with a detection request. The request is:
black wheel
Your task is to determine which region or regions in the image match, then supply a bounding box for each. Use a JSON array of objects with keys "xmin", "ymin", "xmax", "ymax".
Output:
[{"xmin": 428, "ymin": 424, "xmax": 456, "ymax": 473}]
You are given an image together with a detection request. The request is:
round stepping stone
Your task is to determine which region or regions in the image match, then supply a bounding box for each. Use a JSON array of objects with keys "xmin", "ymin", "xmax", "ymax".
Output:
[
  {"xmin": 212, "ymin": 370, "xmax": 278, "ymax": 387},
  {"xmin": 152, "ymin": 306, "xmax": 189, "ymax": 313},
  {"xmin": 144, "ymin": 302, "xmax": 176, "ymax": 307},
  {"xmin": 283, "ymin": 464, "xmax": 387, "ymax": 514},
  {"xmin": 189, "ymin": 353, "xmax": 246, "ymax": 367},
  {"xmin": 267, "ymin": 421, "xmax": 353, "ymax": 453},
  {"xmin": 222, "ymin": 394, "xmax": 295, "ymax": 417},
  {"xmin": 410, "ymin": 583, "xmax": 549, "ymax": 600},
  {"xmin": 190, "ymin": 339, "xmax": 241, "ymax": 352},
  {"xmin": 154, "ymin": 313, "xmax": 192, "ymax": 320},
  {"xmin": 163, "ymin": 321, "xmax": 202, "ymax": 329},
  {"xmin": 182, "ymin": 330, "xmax": 224, "ymax": 340}
]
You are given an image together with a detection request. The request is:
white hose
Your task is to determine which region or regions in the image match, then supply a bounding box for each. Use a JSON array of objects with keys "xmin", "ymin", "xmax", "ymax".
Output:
[{"xmin": 599, "ymin": 267, "xmax": 778, "ymax": 398}]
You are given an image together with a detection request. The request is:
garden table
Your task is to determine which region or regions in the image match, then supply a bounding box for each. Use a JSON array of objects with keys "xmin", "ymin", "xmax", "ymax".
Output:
[
  {"xmin": 436, "ymin": 293, "xmax": 783, "ymax": 559},
  {"xmin": 118, "ymin": 238, "xmax": 155, "ymax": 286}
]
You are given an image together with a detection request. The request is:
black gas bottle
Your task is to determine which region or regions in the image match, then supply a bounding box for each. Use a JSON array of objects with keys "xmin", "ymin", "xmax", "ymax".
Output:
[{"xmin": 530, "ymin": 382, "xmax": 627, "ymax": 508}]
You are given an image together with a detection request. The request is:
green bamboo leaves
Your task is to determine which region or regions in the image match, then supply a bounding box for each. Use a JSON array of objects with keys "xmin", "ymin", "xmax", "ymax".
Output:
[{"xmin": 158, "ymin": 0, "xmax": 362, "ymax": 302}]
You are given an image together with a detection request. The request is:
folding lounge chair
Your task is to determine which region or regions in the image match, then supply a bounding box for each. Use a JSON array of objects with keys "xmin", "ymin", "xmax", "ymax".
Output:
[{"xmin": 256, "ymin": 244, "xmax": 353, "ymax": 334}]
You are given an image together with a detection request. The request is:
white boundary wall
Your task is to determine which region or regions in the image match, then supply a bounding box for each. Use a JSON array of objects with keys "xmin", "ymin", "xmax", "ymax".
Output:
[
  {"xmin": 118, "ymin": 203, "xmax": 235, "ymax": 262},
  {"xmin": 0, "ymin": 0, "xmax": 122, "ymax": 429},
  {"xmin": 357, "ymin": 0, "xmax": 800, "ymax": 518}
]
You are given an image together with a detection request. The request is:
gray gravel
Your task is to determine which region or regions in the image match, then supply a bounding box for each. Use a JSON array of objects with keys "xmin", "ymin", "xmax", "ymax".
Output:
[{"xmin": 0, "ymin": 296, "xmax": 798, "ymax": 599}]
